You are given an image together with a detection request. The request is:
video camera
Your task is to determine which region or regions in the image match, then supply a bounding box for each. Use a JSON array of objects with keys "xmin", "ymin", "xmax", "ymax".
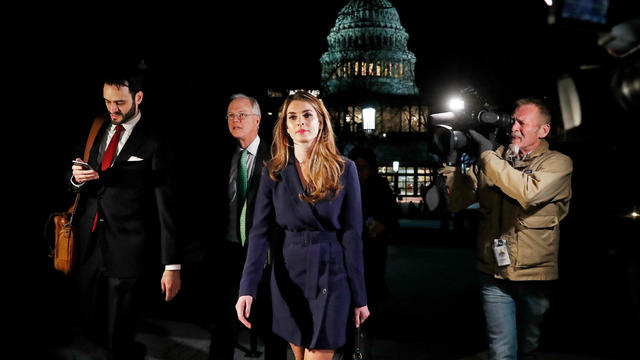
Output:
[
  {"xmin": 427, "ymin": 88, "xmax": 514, "ymax": 166},
  {"xmin": 423, "ymin": 88, "xmax": 514, "ymax": 213}
]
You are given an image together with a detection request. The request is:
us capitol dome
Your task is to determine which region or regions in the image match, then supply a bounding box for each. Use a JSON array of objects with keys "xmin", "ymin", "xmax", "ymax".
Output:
[
  {"xmin": 317, "ymin": 0, "xmax": 432, "ymax": 200},
  {"xmin": 320, "ymin": 0, "xmax": 419, "ymax": 96},
  {"xmin": 265, "ymin": 0, "xmax": 432, "ymax": 199}
]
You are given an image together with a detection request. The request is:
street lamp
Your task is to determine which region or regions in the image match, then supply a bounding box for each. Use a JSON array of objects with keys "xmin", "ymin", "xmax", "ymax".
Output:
[
  {"xmin": 392, "ymin": 161, "xmax": 399, "ymax": 197},
  {"xmin": 363, "ymin": 107, "xmax": 376, "ymax": 132}
]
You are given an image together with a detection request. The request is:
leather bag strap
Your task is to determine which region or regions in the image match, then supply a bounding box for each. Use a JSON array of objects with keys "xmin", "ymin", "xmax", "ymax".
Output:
[{"xmin": 83, "ymin": 115, "xmax": 107, "ymax": 162}]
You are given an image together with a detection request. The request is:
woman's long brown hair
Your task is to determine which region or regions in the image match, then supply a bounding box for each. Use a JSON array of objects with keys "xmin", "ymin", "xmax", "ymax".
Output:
[{"xmin": 268, "ymin": 91, "xmax": 344, "ymax": 204}]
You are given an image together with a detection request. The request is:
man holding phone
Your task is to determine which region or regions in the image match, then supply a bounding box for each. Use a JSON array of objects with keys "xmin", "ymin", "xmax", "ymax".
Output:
[
  {"xmin": 71, "ymin": 159, "xmax": 92, "ymax": 171},
  {"xmin": 68, "ymin": 62, "xmax": 180, "ymax": 360}
]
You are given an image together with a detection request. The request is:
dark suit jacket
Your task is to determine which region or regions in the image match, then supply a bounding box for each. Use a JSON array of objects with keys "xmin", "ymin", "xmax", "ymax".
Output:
[
  {"xmin": 210, "ymin": 137, "xmax": 270, "ymax": 250},
  {"xmin": 203, "ymin": 137, "xmax": 285, "ymax": 358},
  {"xmin": 70, "ymin": 116, "xmax": 180, "ymax": 278}
]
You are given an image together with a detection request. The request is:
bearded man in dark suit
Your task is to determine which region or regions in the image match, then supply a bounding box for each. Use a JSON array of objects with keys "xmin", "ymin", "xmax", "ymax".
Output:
[{"xmin": 69, "ymin": 64, "xmax": 181, "ymax": 360}]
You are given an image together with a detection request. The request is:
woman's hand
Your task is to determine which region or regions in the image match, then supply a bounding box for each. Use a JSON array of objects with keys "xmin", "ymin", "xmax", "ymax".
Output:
[
  {"xmin": 235, "ymin": 295, "xmax": 253, "ymax": 329},
  {"xmin": 354, "ymin": 305, "xmax": 370, "ymax": 328}
]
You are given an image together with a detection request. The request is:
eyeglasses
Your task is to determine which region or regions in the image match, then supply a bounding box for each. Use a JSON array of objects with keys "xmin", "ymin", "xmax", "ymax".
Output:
[{"xmin": 226, "ymin": 113, "xmax": 257, "ymax": 120}]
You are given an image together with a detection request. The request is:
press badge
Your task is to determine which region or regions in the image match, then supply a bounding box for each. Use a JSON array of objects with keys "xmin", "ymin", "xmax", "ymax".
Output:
[{"xmin": 493, "ymin": 239, "xmax": 511, "ymax": 266}]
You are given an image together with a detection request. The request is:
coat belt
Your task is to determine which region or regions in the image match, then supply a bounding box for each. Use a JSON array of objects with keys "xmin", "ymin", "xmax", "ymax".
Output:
[{"xmin": 285, "ymin": 230, "xmax": 337, "ymax": 299}]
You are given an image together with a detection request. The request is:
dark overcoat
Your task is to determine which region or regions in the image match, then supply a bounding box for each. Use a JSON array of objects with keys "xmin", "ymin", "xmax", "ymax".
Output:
[{"xmin": 239, "ymin": 155, "xmax": 367, "ymax": 349}]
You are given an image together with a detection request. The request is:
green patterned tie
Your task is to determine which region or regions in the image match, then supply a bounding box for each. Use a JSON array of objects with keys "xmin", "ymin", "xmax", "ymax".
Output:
[{"xmin": 238, "ymin": 149, "xmax": 248, "ymax": 246}]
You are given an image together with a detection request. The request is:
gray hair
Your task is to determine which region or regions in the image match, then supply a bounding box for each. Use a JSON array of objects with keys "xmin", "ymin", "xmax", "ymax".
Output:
[
  {"xmin": 515, "ymin": 98, "xmax": 551, "ymax": 125},
  {"xmin": 230, "ymin": 93, "xmax": 261, "ymax": 117}
]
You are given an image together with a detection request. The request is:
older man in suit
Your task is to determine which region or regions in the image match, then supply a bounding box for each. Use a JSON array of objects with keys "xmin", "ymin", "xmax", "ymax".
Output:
[
  {"xmin": 69, "ymin": 65, "xmax": 181, "ymax": 360},
  {"xmin": 201, "ymin": 94, "xmax": 286, "ymax": 360}
]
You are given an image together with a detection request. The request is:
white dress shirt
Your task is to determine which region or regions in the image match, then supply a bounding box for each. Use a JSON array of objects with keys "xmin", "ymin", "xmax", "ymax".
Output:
[
  {"xmin": 226, "ymin": 135, "xmax": 260, "ymax": 244},
  {"xmin": 97, "ymin": 111, "xmax": 141, "ymax": 165}
]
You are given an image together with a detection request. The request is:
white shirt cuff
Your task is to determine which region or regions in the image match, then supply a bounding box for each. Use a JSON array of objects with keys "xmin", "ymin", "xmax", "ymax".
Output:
[
  {"xmin": 165, "ymin": 264, "xmax": 181, "ymax": 271},
  {"xmin": 70, "ymin": 175, "xmax": 84, "ymax": 188}
]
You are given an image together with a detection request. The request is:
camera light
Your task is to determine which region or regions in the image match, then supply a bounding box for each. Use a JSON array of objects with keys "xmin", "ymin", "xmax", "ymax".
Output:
[
  {"xmin": 393, "ymin": 161, "xmax": 399, "ymax": 172},
  {"xmin": 448, "ymin": 97, "xmax": 465, "ymax": 111}
]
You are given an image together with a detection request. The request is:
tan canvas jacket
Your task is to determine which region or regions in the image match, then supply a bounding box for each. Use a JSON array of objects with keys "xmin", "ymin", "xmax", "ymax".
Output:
[{"xmin": 441, "ymin": 140, "xmax": 573, "ymax": 280}]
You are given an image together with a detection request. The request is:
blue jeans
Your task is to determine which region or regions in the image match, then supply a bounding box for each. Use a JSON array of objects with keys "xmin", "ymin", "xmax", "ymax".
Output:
[{"xmin": 481, "ymin": 274, "xmax": 551, "ymax": 360}]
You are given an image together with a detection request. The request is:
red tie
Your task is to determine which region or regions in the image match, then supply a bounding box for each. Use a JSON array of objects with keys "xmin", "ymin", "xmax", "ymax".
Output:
[
  {"xmin": 101, "ymin": 124, "xmax": 125, "ymax": 171},
  {"xmin": 92, "ymin": 124, "xmax": 125, "ymax": 231}
]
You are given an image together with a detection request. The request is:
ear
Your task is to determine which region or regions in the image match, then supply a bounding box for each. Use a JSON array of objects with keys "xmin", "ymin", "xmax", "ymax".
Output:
[
  {"xmin": 135, "ymin": 91, "xmax": 144, "ymax": 105},
  {"xmin": 256, "ymin": 115, "xmax": 261, "ymax": 128},
  {"xmin": 538, "ymin": 123, "xmax": 550, "ymax": 138}
]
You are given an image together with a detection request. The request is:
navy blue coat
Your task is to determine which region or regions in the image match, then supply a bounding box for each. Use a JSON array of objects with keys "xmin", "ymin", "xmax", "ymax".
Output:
[{"xmin": 239, "ymin": 156, "xmax": 367, "ymax": 349}]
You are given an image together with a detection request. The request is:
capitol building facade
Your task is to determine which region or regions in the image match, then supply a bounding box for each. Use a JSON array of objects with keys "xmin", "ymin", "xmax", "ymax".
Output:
[{"xmin": 267, "ymin": 0, "xmax": 435, "ymax": 199}]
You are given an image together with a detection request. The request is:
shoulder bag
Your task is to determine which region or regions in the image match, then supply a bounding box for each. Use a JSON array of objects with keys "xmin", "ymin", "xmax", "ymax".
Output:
[{"xmin": 47, "ymin": 115, "xmax": 105, "ymax": 274}]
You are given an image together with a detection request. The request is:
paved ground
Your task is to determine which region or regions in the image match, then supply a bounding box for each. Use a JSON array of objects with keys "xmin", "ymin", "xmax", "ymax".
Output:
[{"xmin": 32, "ymin": 221, "xmax": 638, "ymax": 360}]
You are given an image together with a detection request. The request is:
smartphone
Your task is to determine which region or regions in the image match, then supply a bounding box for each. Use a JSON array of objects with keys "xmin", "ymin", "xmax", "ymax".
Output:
[{"xmin": 72, "ymin": 160, "xmax": 93, "ymax": 170}]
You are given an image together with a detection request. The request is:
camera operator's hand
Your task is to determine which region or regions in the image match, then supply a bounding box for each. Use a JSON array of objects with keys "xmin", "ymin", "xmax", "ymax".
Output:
[
  {"xmin": 445, "ymin": 131, "xmax": 458, "ymax": 165},
  {"xmin": 468, "ymin": 129, "xmax": 494, "ymax": 155},
  {"xmin": 445, "ymin": 149, "xmax": 458, "ymax": 166}
]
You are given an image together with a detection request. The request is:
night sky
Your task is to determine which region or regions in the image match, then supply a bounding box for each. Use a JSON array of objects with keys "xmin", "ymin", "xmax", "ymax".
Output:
[
  {"xmin": 28, "ymin": 0, "xmax": 632, "ymax": 118},
  {"xmin": 28, "ymin": 0, "xmax": 638, "ymax": 209},
  {"xmin": 21, "ymin": 7, "xmax": 640, "ymax": 234}
]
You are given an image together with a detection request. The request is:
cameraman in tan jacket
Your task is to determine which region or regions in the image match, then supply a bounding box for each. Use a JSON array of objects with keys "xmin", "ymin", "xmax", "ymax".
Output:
[{"xmin": 440, "ymin": 98, "xmax": 572, "ymax": 359}]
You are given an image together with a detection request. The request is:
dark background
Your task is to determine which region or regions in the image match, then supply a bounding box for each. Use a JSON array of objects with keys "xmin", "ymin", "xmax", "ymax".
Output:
[{"xmin": 13, "ymin": 0, "xmax": 639, "ymax": 358}]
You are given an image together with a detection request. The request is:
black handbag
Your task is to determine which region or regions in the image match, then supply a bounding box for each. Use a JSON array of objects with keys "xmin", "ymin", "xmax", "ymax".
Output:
[{"xmin": 353, "ymin": 327, "xmax": 365, "ymax": 360}]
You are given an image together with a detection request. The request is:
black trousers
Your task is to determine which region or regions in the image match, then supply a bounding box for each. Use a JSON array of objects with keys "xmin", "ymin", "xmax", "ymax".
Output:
[
  {"xmin": 74, "ymin": 225, "xmax": 143, "ymax": 360},
  {"xmin": 201, "ymin": 241, "xmax": 287, "ymax": 360}
]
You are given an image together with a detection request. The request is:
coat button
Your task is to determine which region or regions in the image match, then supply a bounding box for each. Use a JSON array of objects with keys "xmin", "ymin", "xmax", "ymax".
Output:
[{"xmin": 322, "ymin": 288, "xmax": 327, "ymax": 295}]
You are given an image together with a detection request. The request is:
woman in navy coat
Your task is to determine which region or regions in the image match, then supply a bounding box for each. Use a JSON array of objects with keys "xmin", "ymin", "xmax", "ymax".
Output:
[{"xmin": 236, "ymin": 91, "xmax": 369, "ymax": 360}]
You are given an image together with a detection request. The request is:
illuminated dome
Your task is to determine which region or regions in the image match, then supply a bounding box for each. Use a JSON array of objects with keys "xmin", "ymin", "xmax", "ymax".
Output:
[{"xmin": 320, "ymin": 0, "xmax": 419, "ymax": 96}]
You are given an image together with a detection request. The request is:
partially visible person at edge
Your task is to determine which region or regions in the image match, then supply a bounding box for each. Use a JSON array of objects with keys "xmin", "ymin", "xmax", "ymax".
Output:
[
  {"xmin": 235, "ymin": 91, "xmax": 370, "ymax": 360},
  {"xmin": 350, "ymin": 147, "xmax": 398, "ymax": 307},
  {"xmin": 346, "ymin": 145, "xmax": 398, "ymax": 357},
  {"xmin": 68, "ymin": 63, "xmax": 181, "ymax": 360},
  {"xmin": 440, "ymin": 98, "xmax": 572, "ymax": 360}
]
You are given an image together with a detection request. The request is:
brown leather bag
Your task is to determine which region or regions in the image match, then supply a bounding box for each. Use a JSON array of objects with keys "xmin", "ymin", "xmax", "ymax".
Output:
[
  {"xmin": 49, "ymin": 116, "xmax": 105, "ymax": 274},
  {"xmin": 52, "ymin": 200, "xmax": 79, "ymax": 274}
]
